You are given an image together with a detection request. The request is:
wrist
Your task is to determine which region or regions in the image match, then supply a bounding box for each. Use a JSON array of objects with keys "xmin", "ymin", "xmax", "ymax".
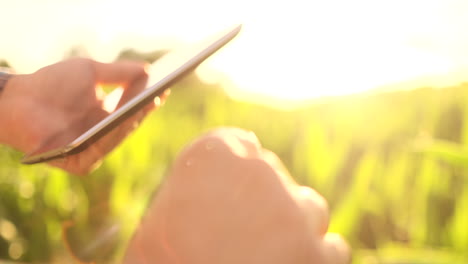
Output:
[
  {"xmin": 0, "ymin": 70, "xmax": 14, "ymax": 95},
  {"xmin": 0, "ymin": 66, "xmax": 25, "ymax": 100},
  {"xmin": 0, "ymin": 73, "xmax": 29, "ymax": 147}
]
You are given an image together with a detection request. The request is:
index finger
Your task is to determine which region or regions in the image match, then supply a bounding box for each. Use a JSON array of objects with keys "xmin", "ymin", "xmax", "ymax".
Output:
[
  {"xmin": 92, "ymin": 60, "xmax": 149, "ymax": 86},
  {"xmin": 93, "ymin": 60, "xmax": 151, "ymax": 109}
]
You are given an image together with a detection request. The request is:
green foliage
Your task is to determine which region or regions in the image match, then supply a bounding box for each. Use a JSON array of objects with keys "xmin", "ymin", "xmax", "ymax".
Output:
[
  {"xmin": 2, "ymin": 57, "xmax": 468, "ymax": 262},
  {"xmin": 0, "ymin": 60, "xmax": 10, "ymax": 68}
]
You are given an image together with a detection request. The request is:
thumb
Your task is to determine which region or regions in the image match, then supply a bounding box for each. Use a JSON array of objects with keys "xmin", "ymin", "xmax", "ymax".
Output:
[{"xmin": 92, "ymin": 60, "xmax": 150, "ymax": 109}]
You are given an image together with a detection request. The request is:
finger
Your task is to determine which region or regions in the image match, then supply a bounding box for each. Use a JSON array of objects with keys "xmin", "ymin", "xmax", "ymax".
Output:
[
  {"xmin": 92, "ymin": 106, "xmax": 148, "ymax": 156},
  {"xmin": 320, "ymin": 233, "xmax": 351, "ymax": 264},
  {"xmin": 92, "ymin": 60, "xmax": 148, "ymax": 86},
  {"xmin": 64, "ymin": 88, "xmax": 157, "ymax": 175},
  {"xmin": 50, "ymin": 106, "xmax": 149, "ymax": 176},
  {"xmin": 257, "ymin": 146, "xmax": 330, "ymax": 237},
  {"xmin": 48, "ymin": 144, "xmax": 105, "ymax": 176},
  {"xmin": 47, "ymin": 61, "xmax": 154, "ymax": 175},
  {"xmin": 295, "ymin": 186, "xmax": 329, "ymax": 236},
  {"xmin": 261, "ymin": 149, "xmax": 295, "ymax": 182},
  {"xmin": 198, "ymin": 127, "xmax": 262, "ymax": 159},
  {"xmin": 160, "ymin": 89, "xmax": 171, "ymax": 102},
  {"xmin": 92, "ymin": 60, "xmax": 149, "ymax": 109},
  {"xmin": 154, "ymin": 89, "xmax": 171, "ymax": 108},
  {"xmin": 116, "ymin": 76, "xmax": 149, "ymax": 109}
]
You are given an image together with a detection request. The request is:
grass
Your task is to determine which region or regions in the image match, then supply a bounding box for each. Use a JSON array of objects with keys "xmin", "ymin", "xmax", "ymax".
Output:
[{"xmin": 1, "ymin": 71, "xmax": 468, "ymax": 263}]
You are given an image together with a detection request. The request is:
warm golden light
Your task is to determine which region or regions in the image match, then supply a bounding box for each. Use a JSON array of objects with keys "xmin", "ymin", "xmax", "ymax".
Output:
[{"xmin": 3, "ymin": 0, "xmax": 468, "ymax": 105}]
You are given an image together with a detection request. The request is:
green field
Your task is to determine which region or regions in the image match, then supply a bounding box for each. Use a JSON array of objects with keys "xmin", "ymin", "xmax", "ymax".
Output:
[{"xmin": 1, "ymin": 56, "xmax": 468, "ymax": 263}]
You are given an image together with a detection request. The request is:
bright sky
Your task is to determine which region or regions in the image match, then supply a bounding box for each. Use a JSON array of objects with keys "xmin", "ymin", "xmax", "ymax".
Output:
[{"xmin": 3, "ymin": 0, "xmax": 468, "ymax": 104}]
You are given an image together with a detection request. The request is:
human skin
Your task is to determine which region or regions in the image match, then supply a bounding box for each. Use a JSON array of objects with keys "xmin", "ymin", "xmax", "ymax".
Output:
[
  {"xmin": 124, "ymin": 128, "xmax": 350, "ymax": 264},
  {"xmin": 0, "ymin": 58, "xmax": 166, "ymax": 175}
]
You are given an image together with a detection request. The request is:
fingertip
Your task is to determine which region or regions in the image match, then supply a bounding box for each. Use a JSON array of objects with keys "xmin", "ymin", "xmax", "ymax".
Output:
[
  {"xmin": 296, "ymin": 186, "xmax": 330, "ymax": 236},
  {"xmin": 322, "ymin": 233, "xmax": 351, "ymax": 264},
  {"xmin": 157, "ymin": 89, "xmax": 171, "ymax": 106},
  {"xmin": 143, "ymin": 62, "xmax": 151, "ymax": 75},
  {"xmin": 93, "ymin": 60, "xmax": 149, "ymax": 86},
  {"xmin": 164, "ymin": 89, "xmax": 171, "ymax": 96},
  {"xmin": 154, "ymin": 96, "xmax": 161, "ymax": 107},
  {"xmin": 138, "ymin": 62, "xmax": 150, "ymax": 81}
]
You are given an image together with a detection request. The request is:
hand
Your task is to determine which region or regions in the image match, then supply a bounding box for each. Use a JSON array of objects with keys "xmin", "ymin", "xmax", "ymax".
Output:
[
  {"xmin": 0, "ymin": 58, "xmax": 165, "ymax": 175},
  {"xmin": 124, "ymin": 128, "xmax": 350, "ymax": 264}
]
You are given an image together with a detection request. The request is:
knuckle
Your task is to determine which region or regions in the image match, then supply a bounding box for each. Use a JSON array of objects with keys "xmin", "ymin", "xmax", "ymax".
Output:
[
  {"xmin": 195, "ymin": 127, "xmax": 262, "ymax": 158},
  {"xmin": 172, "ymin": 128, "xmax": 269, "ymax": 184},
  {"xmin": 67, "ymin": 57, "xmax": 94, "ymax": 67}
]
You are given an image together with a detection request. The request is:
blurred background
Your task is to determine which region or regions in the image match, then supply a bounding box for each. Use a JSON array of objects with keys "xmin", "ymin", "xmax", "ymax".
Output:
[{"xmin": 2, "ymin": 0, "xmax": 468, "ymax": 263}]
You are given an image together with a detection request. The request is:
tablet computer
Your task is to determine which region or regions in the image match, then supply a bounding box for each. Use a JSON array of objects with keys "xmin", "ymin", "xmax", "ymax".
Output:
[{"xmin": 21, "ymin": 24, "xmax": 241, "ymax": 164}]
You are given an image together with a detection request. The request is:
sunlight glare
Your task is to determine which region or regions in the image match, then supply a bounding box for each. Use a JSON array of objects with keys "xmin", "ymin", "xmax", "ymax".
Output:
[
  {"xmin": 197, "ymin": 0, "xmax": 465, "ymax": 103},
  {"xmin": 3, "ymin": 0, "xmax": 468, "ymax": 105}
]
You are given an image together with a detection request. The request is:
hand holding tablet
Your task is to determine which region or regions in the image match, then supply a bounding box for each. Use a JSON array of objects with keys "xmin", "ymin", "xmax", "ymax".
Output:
[{"xmin": 15, "ymin": 25, "xmax": 241, "ymax": 171}]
